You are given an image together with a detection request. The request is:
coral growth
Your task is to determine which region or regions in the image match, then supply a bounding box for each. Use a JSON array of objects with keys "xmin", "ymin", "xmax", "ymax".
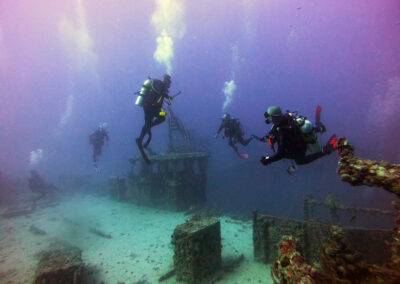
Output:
[
  {"xmin": 271, "ymin": 235, "xmax": 317, "ymax": 284},
  {"xmin": 336, "ymin": 137, "xmax": 400, "ymax": 273},
  {"xmin": 318, "ymin": 226, "xmax": 369, "ymax": 283},
  {"xmin": 268, "ymin": 138, "xmax": 400, "ymax": 282},
  {"xmin": 336, "ymin": 137, "xmax": 400, "ymax": 197},
  {"xmin": 388, "ymin": 201, "xmax": 400, "ymax": 269},
  {"xmin": 363, "ymin": 200, "xmax": 400, "ymax": 283}
]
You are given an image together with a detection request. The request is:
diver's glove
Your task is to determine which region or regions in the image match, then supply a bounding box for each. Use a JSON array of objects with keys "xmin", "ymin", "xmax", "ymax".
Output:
[{"xmin": 260, "ymin": 156, "xmax": 272, "ymax": 166}]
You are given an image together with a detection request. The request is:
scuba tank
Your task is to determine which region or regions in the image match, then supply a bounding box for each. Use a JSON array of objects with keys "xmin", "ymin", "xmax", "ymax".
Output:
[
  {"xmin": 135, "ymin": 94, "xmax": 143, "ymax": 106},
  {"xmin": 295, "ymin": 115, "xmax": 320, "ymax": 152},
  {"xmin": 135, "ymin": 79, "xmax": 152, "ymax": 106},
  {"xmin": 297, "ymin": 117, "xmax": 313, "ymax": 134}
]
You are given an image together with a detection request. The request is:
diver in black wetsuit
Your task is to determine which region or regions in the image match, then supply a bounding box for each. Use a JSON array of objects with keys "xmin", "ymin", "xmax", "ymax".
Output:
[
  {"xmin": 135, "ymin": 74, "xmax": 173, "ymax": 156},
  {"xmin": 216, "ymin": 113, "xmax": 253, "ymax": 159},
  {"xmin": 89, "ymin": 123, "xmax": 109, "ymax": 163},
  {"xmin": 258, "ymin": 106, "xmax": 337, "ymax": 166}
]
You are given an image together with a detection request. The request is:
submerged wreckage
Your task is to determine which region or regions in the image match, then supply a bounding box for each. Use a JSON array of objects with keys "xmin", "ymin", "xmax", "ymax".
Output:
[
  {"xmin": 109, "ymin": 107, "xmax": 209, "ymax": 211},
  {"xmin": 18, "ymin": 119, "xmax": 399, "ymax": 284},
  {"xmin": 258, "ymin": 137, "xmax": 400, "ymax": 284}
]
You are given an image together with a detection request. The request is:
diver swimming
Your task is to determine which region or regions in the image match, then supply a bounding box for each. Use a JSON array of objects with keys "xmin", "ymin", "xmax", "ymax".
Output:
[
  {"xmin": 215, "ymin": 113, "xmax": 253, "ymax": 159},
  {"xmin": 135, "ymin": 74, "xmax": 175, "ymax": 164},
  {"xmin": 89, "ymin": 122, "xmax": 109, "ymax": 171},
  {"xmin": 256, "ymin": 106, "xmax": 337, "ymax": 167}
]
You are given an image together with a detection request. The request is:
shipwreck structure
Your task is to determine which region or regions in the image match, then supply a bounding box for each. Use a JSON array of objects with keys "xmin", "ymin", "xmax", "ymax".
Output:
[
  {"xmin": 172, "ymin": 215, "xmax": 221, "ymax": 283},
  {"xmin": 34, "ymin": 240, "xmax": 83, "ymax": 284},
  {"xmin": 260, "ymin": 138, "xmax": 400, "ymax": 283},
  {"xmin": 253, "ymin": 209, "xmax": 393, "ymax": 266},
  {"xmin": 336, "ymin": 137, "xmax": 400, "ymax": 196},
  {"xmin": 254, "ymin": 194, "xmax": 396, "ymax": 266},
  {"xmin": 127, "ymin": 107, "xmax": 209, "ymax": 211}
]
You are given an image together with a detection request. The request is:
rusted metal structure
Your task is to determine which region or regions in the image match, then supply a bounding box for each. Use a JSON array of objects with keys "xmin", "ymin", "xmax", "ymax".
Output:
[
  {"xmin": 171, "ymin": 215, "xmax": 221, "ymax": 283},
  {"xmin": 128, "ymin": 107, "xmax": 209, "ymax": 211},
  {"xmin": 34, "ymin": 241, "xmax": 83, "ymax": 284},
  {"xmin": 252, "ymin": 211, "xmax": 393, "ymax": 266},
  {"xmin": 108, "ymin": 176, "xmax": 127, "ymax": 202},
  {"xmin": 302, "ymin": 194, "xmax": 396, "ymax": 225}
]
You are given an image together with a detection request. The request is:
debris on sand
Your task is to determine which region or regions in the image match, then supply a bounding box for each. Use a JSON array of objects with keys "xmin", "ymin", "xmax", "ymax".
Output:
[
  {"xmin": 29, "ymin": 225, "xmax": 47, "ymax": 236},
  {"xmin": 89, "ymin": 228, "xmax": 112, "ymax": 239}
]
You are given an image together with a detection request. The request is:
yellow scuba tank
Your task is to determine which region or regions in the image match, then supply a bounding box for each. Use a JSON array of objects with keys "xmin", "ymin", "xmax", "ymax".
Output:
[{"xmin": 135, "ymin": 79, "xmax": 152, "ymax": 106}]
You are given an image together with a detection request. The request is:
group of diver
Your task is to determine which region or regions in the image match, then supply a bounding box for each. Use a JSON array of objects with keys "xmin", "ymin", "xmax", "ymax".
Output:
[
  {"xmin": 88, "ymin": 73, "xmax": 338, "ymax": 171},
  {"xmin": 27, "ymin": 73, "xmax": 337, "ymax": 207},
  {"xmin": 216, "ymin": 105, "xmax": 337, "ymax": 170}
]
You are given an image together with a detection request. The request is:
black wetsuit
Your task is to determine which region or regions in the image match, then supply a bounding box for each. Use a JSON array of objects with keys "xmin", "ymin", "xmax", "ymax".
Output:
[
  {"xmin": 89, "ymin": 129, "xmax": 109, "ymax": 162},
  {"xmin": 264, "ymin": 114, "xmax": 326, "ymax": 165},
  {"xmin": 137, "ymin": 79, "xmax": 171, "ymax": 147},
  {"xmin": 217, "ymin": 118, "xmax": 252, "ymax": 155}
]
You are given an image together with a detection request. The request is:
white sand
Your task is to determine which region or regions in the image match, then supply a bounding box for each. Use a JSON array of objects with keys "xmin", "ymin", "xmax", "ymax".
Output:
[{"xmin": 0, "ymin": 194, "xmax": 273, "ymax": 283}]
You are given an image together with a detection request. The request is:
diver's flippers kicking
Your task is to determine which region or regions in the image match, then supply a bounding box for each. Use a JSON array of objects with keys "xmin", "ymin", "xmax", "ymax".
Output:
[
  {"xmin": 136, "ymin": 128, "xmax": 153, "ymax": 164},
  {"xmin": 228, "ymin": 138, "xmax": 251, "ymax": 159},
  {"xmin": 315, "ymin": 105, "xmax": 326, "ymax": 133},
  {"xmin": 216, "ymin": 113, "xmax": 253, "ymax": 159},
  {"xmin": 136, "ymin": 136, "xmax": 151, "ymax": 164},
  {"xmin": 136, "ymin": 122, "xmax": 161, "ymax": 164},
  {"xmin": 142, "ymin": 131, "xmax": 152, "ymax": 148}
]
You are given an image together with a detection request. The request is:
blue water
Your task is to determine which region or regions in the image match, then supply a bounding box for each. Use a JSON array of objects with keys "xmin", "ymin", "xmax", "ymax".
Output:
[{"xmin": 0, "ymin": 1, "xmax": 399, "ymax": 282}]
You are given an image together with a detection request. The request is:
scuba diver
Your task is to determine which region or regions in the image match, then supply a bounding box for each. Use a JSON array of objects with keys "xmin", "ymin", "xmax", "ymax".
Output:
[
  {"xmin": 89, "ymin": 123, "xmax": 109, "ymax": 169},
  {"xmin": 28, "ymin": 170, "xmax": 59, "ymax": 208},
  {"xmin": 256, "ymin": 106, "xmax": 337, "ymax": 168},
  {"xmin": 215, "ymin": 113, "xmax": 253, "ymax": 159},
  {"xmin": 135, "ymin": 74, "xmax": 174, "ymax": 164}
]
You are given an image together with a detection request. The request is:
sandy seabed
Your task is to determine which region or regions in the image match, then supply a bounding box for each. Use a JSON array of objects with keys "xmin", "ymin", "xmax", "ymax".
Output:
[{"xmin": 0, "ymin": 194, "xmax": 273, "ymax": 284}]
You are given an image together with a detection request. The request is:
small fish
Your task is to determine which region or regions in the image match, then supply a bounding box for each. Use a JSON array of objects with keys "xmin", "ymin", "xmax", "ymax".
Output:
[
  {"xmin": 297, "ymin": 6, "xmax": 302, "ymax": 10},
  {"xmin": 349, "ymin": 215, "xmax": 357, "ymax": 223}
]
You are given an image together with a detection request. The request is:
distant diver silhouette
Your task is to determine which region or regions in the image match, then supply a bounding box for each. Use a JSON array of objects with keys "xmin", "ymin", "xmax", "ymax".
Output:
[{"xmin": 216, "ymin": 113, "xmax": 253, "ymax": 159}]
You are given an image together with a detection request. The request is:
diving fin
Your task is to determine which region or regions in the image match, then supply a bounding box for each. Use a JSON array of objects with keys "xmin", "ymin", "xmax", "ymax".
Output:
[
  {"xmin": 240, "ymin": 153, "xmax": 249, "ymax": 159},
  {"xmin": 323, "ymin": 134, "xmax": 337, "ymax": 154},
  {"xmin": 315, "ymin": 105, "xmax": 322, "ymax": 125},
  {"xmin": 143, "ymin": 131, "xmax": 152, "ymax": 149},
  {"xmin": 136, "ymin": 138, "xmax": 151, "ymax": 164},
  {"xmin": 145, "ymin": 147, "xmax": 157, "ymax": 156},
  {"xmin": 315, "ymin": 105, "xmax": 326, "ymax": 133}
]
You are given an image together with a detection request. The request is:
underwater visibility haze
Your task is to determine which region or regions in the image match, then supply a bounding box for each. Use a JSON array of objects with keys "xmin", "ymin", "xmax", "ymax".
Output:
[{"xmin": 0, "ymin": 0, "xmax": 400, "ymax": 283}]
